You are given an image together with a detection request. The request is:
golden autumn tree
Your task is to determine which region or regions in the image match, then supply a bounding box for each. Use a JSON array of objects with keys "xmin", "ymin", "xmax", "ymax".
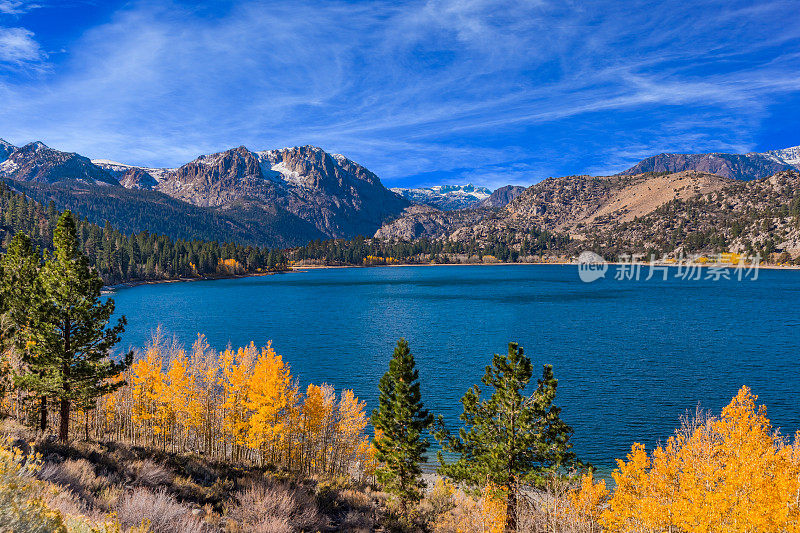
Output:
[
  {"xmin": 64, "ymin": 330, "xmax": 374, "ymax": 481},
  {"xmin": 245, "ymin": 342, "xmax": 297, "ymax": 465},
  {"xmin": 335, "ymin": 389, "xmax": 369, "ymax": 475},
  {"xmin": 220, "ymin": 344, "xmax": 257, "ymax": 461},
  {"xmin": 188, "ymin": 335, "xmax": 221, "ymax": 454},
  {"xmin": 600, "ymin": 386, "xmax": 800, "ymax": 532},
  {"xmin": 130, "ymin": 340, "xmax": 168, "ymax": 447},
  {"xmin": 165, "ymin": 347, "xmax": 193, "ymax": 449},
  {"xmin": 300, "ymin": 383, "xmax": 335, "ymax": 474}
]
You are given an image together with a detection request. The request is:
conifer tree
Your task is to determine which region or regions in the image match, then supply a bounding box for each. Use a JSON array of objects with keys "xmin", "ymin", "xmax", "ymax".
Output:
[
  {"xmin": 0, "ymin": 233, "xmax": 45, "ymax": 427},
  {"xmin": 436, "ymin": 342, "xmax": 577, "ymax": 532},
  {"xmin": 18, "ymin": 212, "xmax": 131, "ymax": 442},
  {"xmin": 371, "ymin": 338, "xmax": 433, "ymax": 514}
]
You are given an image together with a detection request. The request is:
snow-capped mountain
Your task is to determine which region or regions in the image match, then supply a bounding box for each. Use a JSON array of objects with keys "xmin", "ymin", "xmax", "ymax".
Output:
[
  {"xmin": 391, "ymin": 184, "xmax": 492, "ymax": 210},
  {"xmin": 764, "ymin": 146, "xmax": 800, "ymax": 168},
  {"xmin": 2, "ymin": 140, "xmax": 409, "ymax": 245},
  {"xmin": 0, "ymin": 141, "xmax": 118, "ymax": 185}
]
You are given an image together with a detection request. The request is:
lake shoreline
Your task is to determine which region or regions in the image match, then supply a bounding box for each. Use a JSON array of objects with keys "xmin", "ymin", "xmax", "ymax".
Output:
[
  {"xmin": 294, "ymin": 261, "xmax": 800, "ymax": 271},
  {"xmin": 101, "ymin": 270, "xmax": 292, "ymax": 292},
  {"xmin": 104, "ymin": 260, "xmax": 800, "ymax": 292}
]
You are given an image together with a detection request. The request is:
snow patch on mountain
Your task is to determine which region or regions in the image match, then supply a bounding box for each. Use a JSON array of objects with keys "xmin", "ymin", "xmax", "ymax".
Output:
[
  {"xmin": 391, "ymin": 184, "xmax": 492, "ymax": 210},
  {"xmin": 764, "ymin": 145, "xmax": 800, "ymax": 168},
  {"xmin": 92, "ymin": 159, "xmax": 174, "ymax": 184}
]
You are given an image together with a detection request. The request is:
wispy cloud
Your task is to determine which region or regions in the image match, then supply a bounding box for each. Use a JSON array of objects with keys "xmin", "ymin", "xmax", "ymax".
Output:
[
  {"xmin": 0, "ymin": 1, "xmax": 42, "ymax": 15},
  {"xmin": 0, "ymin": 0, "xmax": 798, "ymax": 187},
  {"xmin": 0, "ymin": 26, "xmax": 44, "ymax": 64}
]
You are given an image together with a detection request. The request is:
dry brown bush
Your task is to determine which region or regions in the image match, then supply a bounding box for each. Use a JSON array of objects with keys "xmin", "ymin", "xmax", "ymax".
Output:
[
  {"xmin": 39, "ymin": 458, "xmax": 108, "ymax": 501},
  {"xmin": 117, "ymin": 487, "xmax": 206, "ymax": 533},
  {"xmin": 129, "ymin": 458, "xmax": 174, "ymax": 487},
  {"xmin": 225, "ymin": 480, "xmax": 328, "ymax": 533}
]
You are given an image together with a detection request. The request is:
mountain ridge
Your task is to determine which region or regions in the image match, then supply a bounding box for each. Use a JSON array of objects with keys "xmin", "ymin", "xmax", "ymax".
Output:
[
  {"xmin": 620, "ymin": 145, "xmax": 800, "ymax": 180},
  {"xmin": 2, "ymin": 141, "xmax": 408, "ymax": 245},
  {"xmin": 391, "ymin": 183, "xmax": 491, "ymax": 210}
]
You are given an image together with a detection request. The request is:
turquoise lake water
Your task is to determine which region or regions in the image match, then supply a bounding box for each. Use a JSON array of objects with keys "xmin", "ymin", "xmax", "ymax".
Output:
[{"xmin": 109, "ymin": 264, "xmax": 800, "ymax": 472}]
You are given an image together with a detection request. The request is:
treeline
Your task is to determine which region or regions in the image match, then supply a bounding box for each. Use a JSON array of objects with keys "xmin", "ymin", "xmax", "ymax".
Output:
[
  {"xmin": 94, "ymin": 332, "xmax": 373, "ymax": 479},
  {"xmin": 0, "ymin": 183, "xmax": 287, "ymax": 284},
  {"xmin": 291, "ymin": 228, "xmax": 571, "ymax": 265}
]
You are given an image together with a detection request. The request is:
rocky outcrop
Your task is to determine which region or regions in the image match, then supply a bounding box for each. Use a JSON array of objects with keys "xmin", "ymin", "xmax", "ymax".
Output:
[
  {"xmin": 157, "ymin": 146, "xmax": 271, "ymax": 207},
  {"xmin": 620, "ymin": 146, "xmax": 800, "ymax": 180},
  {"xmin": 118, "ymin": 168, "xmax": 158, "ymax": 189},
  {"xmin": 374, "ymin": 205, "xmax": 491, "ymax": 240},
  {"xmin": 479, "ymin": 185, "xmax": 526, "ymax": 208},
  {"xmin": 0, "ymin": 142, "xmax": 119, "ymax": 185}
]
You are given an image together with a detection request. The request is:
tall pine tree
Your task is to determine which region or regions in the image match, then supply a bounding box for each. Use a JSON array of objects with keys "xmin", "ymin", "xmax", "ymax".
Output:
[
  {"xmin": 371, "ymin": 338, "xmax": 433, "ymax": 514},
  {"xmin": 436, "ymin": 342, "xmax": 577, "ymax": 532},
  {"xmin": 18, "ymin": 212, "xmax": 131, "ymax": 442},
  {"xmin": 0, "ymin": 232, "xmax": 49, "ymax": 429}
]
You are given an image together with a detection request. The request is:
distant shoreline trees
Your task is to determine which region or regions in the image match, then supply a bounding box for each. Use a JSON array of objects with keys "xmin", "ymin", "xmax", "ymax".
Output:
[{"xmin": 0, "ymin": 182, "xmax": 287, "ymax": 285}]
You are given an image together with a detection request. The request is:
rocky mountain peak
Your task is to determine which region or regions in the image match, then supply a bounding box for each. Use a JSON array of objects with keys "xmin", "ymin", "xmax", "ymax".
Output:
[
  {"xmin": 0, "ymin": 141, "xmax": 118, "ymax": 185},
  {"xmin": 479, "ymin": 185, "xmax": 526, "ymax": 208},
  {"xmin": 0, "ymin": 139, "xmax": 15, "ymax": 163},
  {"xmin": 392, "ymin": 183, "xmax": 493, "ymax": 210}
]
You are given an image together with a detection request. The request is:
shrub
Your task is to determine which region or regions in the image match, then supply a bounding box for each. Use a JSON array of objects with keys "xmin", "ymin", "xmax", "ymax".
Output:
[
  {"xmin": 40, "ymin": 458, "xmax": 109, "ymax": 500},
  {"xmin": 129, "ymin": 459, "xmax": 173, "ymax": 487},
  {"xmin": 117, "ymin": 487, "xmax": 205, "ymax": 533},
  {"xmin": 226, "ymin": 480, "xmax": 328, "ymax": 532},
  {"xmin": 0, "ymin": 444, "xmax": 68, "ymax": 532}
]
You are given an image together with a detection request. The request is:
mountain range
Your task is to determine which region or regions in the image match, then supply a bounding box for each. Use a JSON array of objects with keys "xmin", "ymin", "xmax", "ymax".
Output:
[
  {"xmin": 379, "ymin": 169, "xmax": 800, "ymax": 259},
  {"xmin": 619, "ymin": 146, "xmax": 800, "ymax": 179},
  {"xmin": 391, "ymin": 184, "xmax": 492, "ymax": 210},
  {"xmin": 1, "ymin": 138, "xmax": 799, "ymax": 259},
  {"xmin": 0, "ymin": 141, "xmax": 409, "ymax": 247}
]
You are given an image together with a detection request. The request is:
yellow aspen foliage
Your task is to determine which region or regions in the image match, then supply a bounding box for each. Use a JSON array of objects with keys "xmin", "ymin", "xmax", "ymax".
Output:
[
  {"xmin": 245, "ymin": 342, "xmax": 297, "ymax": 460},
  {"xmin": 335, "ymin": 389, "xmax": 369, "ymax": 472},
  {"xmin": 566, "ymin": 472, "xmax": 609, "ymax": 525},
  {"xmin": 188, "ymin": 335, "xmax": 221, "ymax": 453},
  {"xmin": 480, "ymin": 483, "xmax": 507, "ymax": 533},
  {"xmin": 602, "ymin": 386, "xmax": 800, "ymax": 532},
  {"xmin": 165, "ymin": 348, "xmax": 193, "ymax": 434},
  {"xmin": 301, "ymin": 383, "xmax": 335, "ymax": 472},
  {"xmin": 130, "ymin": 342, "xmax": 169, "ymax": 443},
  {"xmin": 221, "ymin": 344, "xmax": 257, "ymax": 451},
  {"xmin": 84, "ymin": 332, "xmax": 373, "ymax": 480},
  {"xmin": 217, "ymin": 257, "xmax": 244, "ymax": 274}
]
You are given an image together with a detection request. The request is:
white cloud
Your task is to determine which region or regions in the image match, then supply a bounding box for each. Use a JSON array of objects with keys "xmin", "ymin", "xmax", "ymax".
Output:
[
  {"xmin": 0, "ymin": 26, "xmax": 44, "ymax": 64},
  {"xmin": 0, "ymin": 1, "xmax": 41, "ymax": 15}
]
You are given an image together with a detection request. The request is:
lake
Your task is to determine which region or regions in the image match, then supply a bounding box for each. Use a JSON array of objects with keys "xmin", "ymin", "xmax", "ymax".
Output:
[{"xmin": 110, "ymin": 264, "xmax": 800, "ymax": 474}]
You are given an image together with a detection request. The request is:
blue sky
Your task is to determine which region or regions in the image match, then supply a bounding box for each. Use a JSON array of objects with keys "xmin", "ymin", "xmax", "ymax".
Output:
[{"xmin": 0, "ymin": 0, "xmax": 798, "ymax": 189}]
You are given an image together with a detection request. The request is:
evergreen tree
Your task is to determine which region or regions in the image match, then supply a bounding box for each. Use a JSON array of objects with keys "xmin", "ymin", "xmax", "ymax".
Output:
[
  {"xmin": 371, "ymin": 338, "xmax": 433, "ymax": 514},
  {"xmin": 18, "ymin": 212, "xmax": 131, "ymax": 442},
  {"xmin": 436, "ymin": 343, "xmax": 577, "ymax": 532},
  {"xmin": 0, "ymin": 233, "xmax": 48, "ymax": 429}
]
